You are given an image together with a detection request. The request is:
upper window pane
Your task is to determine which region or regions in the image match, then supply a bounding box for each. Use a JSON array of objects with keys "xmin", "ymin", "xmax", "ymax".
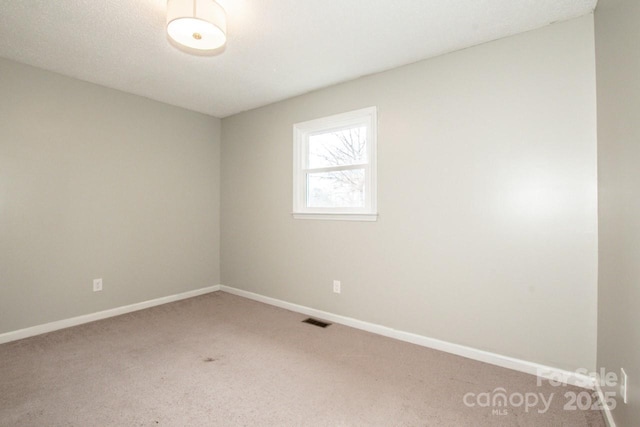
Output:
[{"xmin": 308, "ymin": 126, "xmax": 367, "ymax": 169}]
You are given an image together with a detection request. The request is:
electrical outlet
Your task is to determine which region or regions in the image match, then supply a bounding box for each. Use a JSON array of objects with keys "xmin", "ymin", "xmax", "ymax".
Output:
[
  {"xmin": 621, "ymin": 368, "xmax": 628, "ymax": 404},
  {"xmin": 333, "ymin": 280, "xmax": 341, "ymax": 294},
  {"xmin": 93, "ymin": 278, "xmax": 103, "ymax": 292}
]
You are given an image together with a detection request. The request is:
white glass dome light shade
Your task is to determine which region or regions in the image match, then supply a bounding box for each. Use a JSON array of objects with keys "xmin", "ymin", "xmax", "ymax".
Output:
[{"xmin": 166, "ymin": 0, "xmax": 227, "ymax": 52}]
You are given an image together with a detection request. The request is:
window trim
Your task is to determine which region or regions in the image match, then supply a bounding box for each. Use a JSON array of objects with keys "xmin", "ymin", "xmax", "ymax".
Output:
[{"xmin": 292, "ymin": 106, "xmax": 378, "ymax": 221}]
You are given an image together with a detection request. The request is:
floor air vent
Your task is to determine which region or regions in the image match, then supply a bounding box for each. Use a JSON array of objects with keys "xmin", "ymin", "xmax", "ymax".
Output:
[{"xmin": 302, "ymin": 318, "xmax": 331, "ymax": 328}]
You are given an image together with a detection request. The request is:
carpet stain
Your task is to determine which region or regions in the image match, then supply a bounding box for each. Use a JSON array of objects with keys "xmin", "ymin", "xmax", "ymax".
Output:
[{"xmin": 203, "ymin": 357, "xmax": 218, "ymax": 362}]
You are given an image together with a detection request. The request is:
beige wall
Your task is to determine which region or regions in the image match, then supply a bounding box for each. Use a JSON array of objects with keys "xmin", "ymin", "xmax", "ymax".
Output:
[
  {"xmin": 596, "ymin": 0, "xmax": 640, "ymax": 424},
  {"xmin": 0, "ymin": 58, "xmax": 221, "ymax": 334},
  {"xmin": 221, "ymin": 15, "xmax": 598, "ymax": 372}
]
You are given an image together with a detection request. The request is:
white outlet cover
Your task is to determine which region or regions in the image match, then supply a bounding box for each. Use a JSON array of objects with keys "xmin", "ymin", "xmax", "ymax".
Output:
[
  {"xmin": 93, "ymin": 278, "xmax": 103, "ymax": 292},
  {"xmin": 333, "ymin": 280, "xmax": 341, "ymax": 294}
]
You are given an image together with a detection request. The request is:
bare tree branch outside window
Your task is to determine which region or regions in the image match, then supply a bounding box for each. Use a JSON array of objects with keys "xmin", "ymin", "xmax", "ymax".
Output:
[{"xmin": 307, "ymin": 126, "xmax": 367, "ymax": 208}]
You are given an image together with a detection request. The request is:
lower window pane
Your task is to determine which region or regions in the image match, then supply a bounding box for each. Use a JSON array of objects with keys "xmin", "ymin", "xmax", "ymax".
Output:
[{"xmin": 307, "ymin": 169, "xmax": 365, "ymax": 208}]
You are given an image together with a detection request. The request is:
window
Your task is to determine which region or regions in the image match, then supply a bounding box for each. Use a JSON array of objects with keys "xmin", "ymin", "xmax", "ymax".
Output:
[{"xmin": 293, "ymin": 107, "xmax": 377, "ymax": 221}]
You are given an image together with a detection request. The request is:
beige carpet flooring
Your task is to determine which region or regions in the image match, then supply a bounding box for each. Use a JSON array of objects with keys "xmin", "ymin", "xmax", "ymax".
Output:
[{"xmin": 0, "ymin": 292, "xmax": 605, "ymax": 426}]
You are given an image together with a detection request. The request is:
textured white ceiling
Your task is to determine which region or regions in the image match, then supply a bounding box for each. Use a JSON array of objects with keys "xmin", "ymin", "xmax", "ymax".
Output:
[{"xmin": 0, "ymin": 0, "xmax": 597, "ymax": 118}]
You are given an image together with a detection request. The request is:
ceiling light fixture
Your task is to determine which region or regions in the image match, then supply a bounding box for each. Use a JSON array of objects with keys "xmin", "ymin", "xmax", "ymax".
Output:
[{"xmin": 166, "ymin": 0, "xmax": 227, "ymax": 54}]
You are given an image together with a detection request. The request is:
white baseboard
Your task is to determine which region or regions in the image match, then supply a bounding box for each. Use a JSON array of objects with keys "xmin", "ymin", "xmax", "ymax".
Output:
[
  {"xmin": 0, "ymin": 283, "xmax": 598, "ymax": 393},
  {"xmin": 595, "ymin": 374, "xmax": 617, "ymax": 427},
  {"xmin": 0, "ymin": 285, "xmax": 220, "ymax": 345},
  {"xmin": 219, "ymin": 284, "xmax": 596, "ymax": 390}
]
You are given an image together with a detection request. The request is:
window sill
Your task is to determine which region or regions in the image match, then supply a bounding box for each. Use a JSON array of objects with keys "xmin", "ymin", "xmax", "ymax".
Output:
[{"xmin": 292, "ymin": 213, "xmax": 378, "ymax": 222}]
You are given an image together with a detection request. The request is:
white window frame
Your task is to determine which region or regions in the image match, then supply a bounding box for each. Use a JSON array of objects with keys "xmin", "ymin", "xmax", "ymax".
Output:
[{"xmin": 292, "ymin": 106, "xmax": 377, "ymax": 221}]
